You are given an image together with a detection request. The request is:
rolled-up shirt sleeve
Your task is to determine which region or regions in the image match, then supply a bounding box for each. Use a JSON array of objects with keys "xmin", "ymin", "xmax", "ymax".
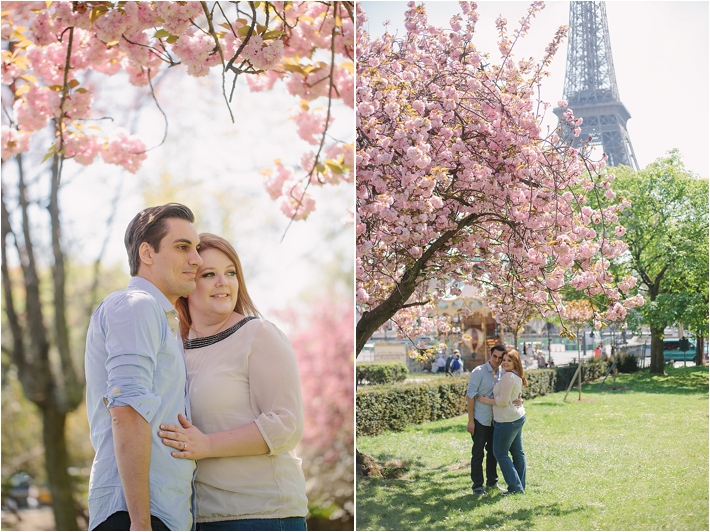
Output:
[
  {"xmin": 102, "ymin": 292, "xmax": 164, "ymax": 423},
  {"xmin": 249, "ymin": 320, "xmax": 304, "ymax": 456}
]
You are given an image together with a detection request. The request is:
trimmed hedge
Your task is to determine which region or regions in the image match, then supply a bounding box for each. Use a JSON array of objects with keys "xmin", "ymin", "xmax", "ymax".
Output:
[
  {"xmin": 356, "ymin": 362, "xmax": 409, "ymax": 386},
  {"xmin": 356, "ymin": 358, "xmax": 614, "ymax": 436},
  {"xmin": 356, "ymin": 377, "xmax": 468, "ymax": 436},
  {"xmin": 524, "ymin": 369, "xmax": 557, "ymax": 399}
]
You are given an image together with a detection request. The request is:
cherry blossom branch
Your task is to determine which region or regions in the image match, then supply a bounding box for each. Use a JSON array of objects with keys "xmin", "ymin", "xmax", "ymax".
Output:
[
  {"xmin": 141, "ymin": 68, "xmax": 169, "ymax": 153},
  {"xmin": 55, "ymin": 25, "xmax": 74, "ymax": 184},
  {"xmin": 200, "ymin": 1, "xmax": 234, "ymax": 123},
  {"xmin": 279, "ymin": 20, "xmax": 340, "ymax": 241},
  {"xmin": 121, "ymin": 34, "xmax": 176, "ymax": 65}
]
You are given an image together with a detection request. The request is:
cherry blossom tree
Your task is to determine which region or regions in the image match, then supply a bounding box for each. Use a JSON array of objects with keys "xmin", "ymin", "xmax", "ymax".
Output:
[
  {"xmin": 2, "ymin": 1, "xmax": 354, "ymax": 220},
  {"xmin": 355, "ymin": 1, "xmax": 643, "ymax": 356}
]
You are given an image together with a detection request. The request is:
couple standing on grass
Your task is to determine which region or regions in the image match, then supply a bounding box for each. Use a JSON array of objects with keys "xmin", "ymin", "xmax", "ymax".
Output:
[
  {"xmin": 466, "ymin": 345, "xmax": 528, "ymax": 496},
  {"xmin": 85, "ymin": 203, "xmax": 307, "ymax": 531}
]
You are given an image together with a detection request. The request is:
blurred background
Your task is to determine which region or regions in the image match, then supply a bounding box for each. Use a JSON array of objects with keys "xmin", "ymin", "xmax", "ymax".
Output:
[{"xmin": 1, "ymin": 50, "xmax": 354, "ymax": 530}]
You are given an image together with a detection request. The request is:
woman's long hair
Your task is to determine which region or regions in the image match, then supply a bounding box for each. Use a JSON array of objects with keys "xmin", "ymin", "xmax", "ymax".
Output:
[
  {"xmin": 505, "ymin": 349, "xmax": 528, "ymax": 387},
  {"xmin": 176, "ymin": 233, "xmax": 260, "ymax": 340}
]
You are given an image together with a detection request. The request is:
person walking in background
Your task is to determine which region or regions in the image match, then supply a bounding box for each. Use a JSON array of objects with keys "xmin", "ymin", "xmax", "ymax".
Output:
[
  {"xmin": 445, "ymin": 352, "xmax": 454, "ymax": 376},
  {"xmin": 85, "ymin": 204, "xmax": 201, "ymax": 530},
  {"xmin": 157, "ymin": 233, "xmax": 308, "ymax": 530},
  {"xmin": 466, "ymin": 345, "xmax": 506, "ymax": 496},
  {"xmin": 451, "ymin": 351, "xmax": 463, "ymax": 374},
  {"xmin": 477, "ymin": 349, "xmax": 527, "ymax": 495}
]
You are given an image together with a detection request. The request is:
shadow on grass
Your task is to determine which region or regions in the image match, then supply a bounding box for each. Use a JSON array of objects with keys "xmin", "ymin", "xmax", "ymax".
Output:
[
  {"xmin": 474, "ymin": 502, "xmax": 585, "ymax": 530},
  {"xmin": 528, "ymin": 398, "xmax": 566, "ymax": 407},
  {"xmin": 357, "ymin": 465, "xmax": 493, "ymax": 530},
  {"xmin": 357, "ymin": 462, "xmax": 584, "ymax": 531},
  {"xmin": 422, "ymin": 423, "xmax": 468, "ymax": 435}
]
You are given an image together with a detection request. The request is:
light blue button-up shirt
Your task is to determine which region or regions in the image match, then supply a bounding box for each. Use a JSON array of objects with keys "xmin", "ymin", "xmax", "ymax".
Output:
[
  {"xmin": 85, "ymin": 277, "xmax": 195, "ymax": 530},
  {"xmin": 466, "ymin": 361, "xmax": 501, "ymax": 426}
]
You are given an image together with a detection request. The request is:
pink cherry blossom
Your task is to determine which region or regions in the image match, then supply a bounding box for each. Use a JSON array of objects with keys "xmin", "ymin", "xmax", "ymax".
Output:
[
  {"xmin": 295, "ymin": 109, "xmax": 333, "ymax": 145},
  {"xmin": 100, "ymin": 128, "xmax": 147, "ymax": 174},
  {"xmin": 63, "ymin": 133, "xmax": 101, "ymax": 165},
  {"xmin": 1, "ymin": 126, "xmax": 31, "ymax": 160}
]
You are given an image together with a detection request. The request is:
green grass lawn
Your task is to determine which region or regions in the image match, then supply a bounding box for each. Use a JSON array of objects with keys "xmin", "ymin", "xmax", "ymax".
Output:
[{"xmin": 356, "ymin": 366, "xmax": 709, "ymax": 531}]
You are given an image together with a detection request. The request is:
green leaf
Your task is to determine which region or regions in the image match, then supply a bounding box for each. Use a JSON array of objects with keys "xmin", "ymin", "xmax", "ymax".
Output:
[
  {"xmin": 41, "ymin": 145, "xmax": 57, "ymax": 164},
  {"xmin": 325, "ymin": 161, "xmax": 345, "ymax": 175},
  {"xmin": 262, "ymin": 30, "xmax": 285, "ymax": 40},
  {"xmin": 166, "ymin": 35, "xmax": 179, "ymax": 44},
  {"xmin": 89, "ymin": 5, "xmax": 109, "ymax": 24},
  {"xmin": 14, "ymin": 84, "xmax": 30, "ymax": 97},
  {"xmin": 282, "ymin": 63, "xmax": 305, "ymax": 74},
  {"xmin": 154, "ymin": 29, "xmax": 171, "ymax": 39}
]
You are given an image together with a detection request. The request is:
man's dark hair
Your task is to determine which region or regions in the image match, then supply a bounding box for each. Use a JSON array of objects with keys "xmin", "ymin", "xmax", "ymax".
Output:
[
  {"xmin": 491, "ymin": 345, "xmax": 506, "ymax": 355},
  {"xmin": 124, "ymin": 203, "xmax": 195, "ymax": 276}
]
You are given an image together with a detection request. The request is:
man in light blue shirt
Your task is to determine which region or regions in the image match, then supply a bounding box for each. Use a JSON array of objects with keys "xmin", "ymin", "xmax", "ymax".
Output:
[
  {"xmin": 85, "ymin": 204, "xmax": 202, "ymax": 530},
  {"xmin": 466, "ymin": 345, "xmax": 506, "ymax": 496}
]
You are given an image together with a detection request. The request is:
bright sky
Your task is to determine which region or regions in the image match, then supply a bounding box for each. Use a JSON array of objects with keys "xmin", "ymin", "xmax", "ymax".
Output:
[{"xmin": 359, "ymin": 0, "xmax": 710, "ymax": 178}]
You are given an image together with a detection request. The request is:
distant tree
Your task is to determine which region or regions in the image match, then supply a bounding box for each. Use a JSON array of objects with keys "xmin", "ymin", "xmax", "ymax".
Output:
[
  {"xmin": 483, "ymin": 286, "xmax": 538, "ymax": 350},
  {"xmin": 611, "ymin": 150, "xmax": 709, "ymax": 373}
]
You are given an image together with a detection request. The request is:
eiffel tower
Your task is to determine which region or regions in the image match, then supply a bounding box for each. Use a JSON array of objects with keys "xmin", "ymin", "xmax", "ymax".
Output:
[{"xmin": 554, "ymin": 1, "xmax": 639, "ymax": 170}]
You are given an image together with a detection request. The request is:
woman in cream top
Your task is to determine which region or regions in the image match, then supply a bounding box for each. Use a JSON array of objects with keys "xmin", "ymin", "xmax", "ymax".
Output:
[
  {"xmin": 158, "ymin": 233, "xmax": 307, "ymax": 531},
  {"xmin": 477, "ymin": 349, "xmax": 527, "ymax": 494}
]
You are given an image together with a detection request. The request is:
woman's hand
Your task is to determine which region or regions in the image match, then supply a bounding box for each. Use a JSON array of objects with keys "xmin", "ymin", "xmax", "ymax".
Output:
[
  {"xmin": 159, "ymin": 413, "xmax": 212, "ymax": 460},
  {"xmin": 476, "ymin": 395, "xmax": 493, "ymax": 405}
]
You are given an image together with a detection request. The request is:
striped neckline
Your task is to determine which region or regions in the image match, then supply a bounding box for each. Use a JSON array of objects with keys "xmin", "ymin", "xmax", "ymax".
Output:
[{"xmin": 185, "ymin": 316, "xmax": 259, "ymax": 350}]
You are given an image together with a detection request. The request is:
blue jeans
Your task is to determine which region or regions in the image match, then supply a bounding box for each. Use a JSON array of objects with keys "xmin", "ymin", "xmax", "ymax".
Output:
[
  {"xmin": 493, "ymin": 415, "xmax": 526, "ymax": 493},
  {"xmin": 197, "ymin": 517, "xmax": 307, "ymax": 531}
]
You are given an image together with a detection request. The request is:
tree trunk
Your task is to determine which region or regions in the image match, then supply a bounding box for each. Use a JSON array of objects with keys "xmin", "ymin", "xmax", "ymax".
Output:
[
  {"xmin": 41, "ymin": 403, "xmax": 79, "ymax": 531},
  {"xmin": 695, "ymin": 333, "xmax": 705, "ymax": 366},
  {"xmin": 356, "ymin": 214, "xmax": 480, "ymax": 355},
  {"xmin": 49, "ymin": 154, "xmax": 84, "ymax": 411},
  {"xmin": 649, "ymin": 325, "xmax": 666, "ymax": 374}
]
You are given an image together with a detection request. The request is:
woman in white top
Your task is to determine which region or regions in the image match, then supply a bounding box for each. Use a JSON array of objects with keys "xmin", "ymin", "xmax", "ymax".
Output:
[
  {"xmin": 158, "ymin": 233, "xmax": 307, "ymax": 530},
  {"xmin": 477, "ymin": 348, "xmax": 527, "ymax": 494}
]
